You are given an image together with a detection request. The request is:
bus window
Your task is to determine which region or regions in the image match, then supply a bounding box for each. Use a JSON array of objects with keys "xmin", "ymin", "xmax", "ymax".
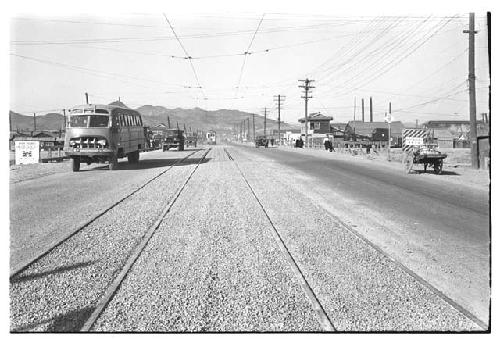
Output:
[
  {"xmin": 89, "ymin": 115, "xmax": 109, "ymax": 127},
  {"xmin": 139, "ymin": 116, "xmax": 143, "ymax": 126},
  {"xmin": 70, "ymin": 115, "xmax": 88, "ymax": 127}
]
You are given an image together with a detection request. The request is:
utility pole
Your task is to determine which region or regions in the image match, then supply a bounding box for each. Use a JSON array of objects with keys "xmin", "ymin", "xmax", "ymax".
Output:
[
  {"xmin": 85, "ymin": 92, "xmax": 89, "ymax": 105},
  {"xmin": 274, "ymin": 95, "xmax": 286, "ymax": 146},
  {"xmin": 252, "ymin": 113, "xmax": 255, "ymax": 141},
  {"xmin": 247, "ymin": 117, "xmax": 250, "ymax": 141},
  {"xmin": 299, "ymin": 79, "xmax": 314, "ymax": 147},
  {"xmin": 176, "ymin": 121, "xmax": 179, "ymax": 130},
  {"xmin": 464, "ymin": 12, "xmax": 479, "ymax": 169},
  {"xmin": 63, "ymin": 109, "xmax": 66, "ymax": 130},
  {"xmin": 33, "ymin": 113, "xmax": 36, "ymax": 132},
  {"xmin": 167, "ymin": 116, "xmax": 171, "ymax": 128},
  {"xmin": 387, "ymin": 102, "xmax": 392, "ymax": 161},
  {"xmin": 183, "ymin": 123, "xmax": 186, "ymax": 132},
  {"xmin": 263, "ymin": 108, "xmax": 268, "ymax": 137}
]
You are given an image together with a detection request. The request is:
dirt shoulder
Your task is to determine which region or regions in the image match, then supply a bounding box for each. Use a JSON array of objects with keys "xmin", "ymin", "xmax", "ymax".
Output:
[{"xmin": 250, "ymin": 144, "xmax": 490, "ymax": 193}]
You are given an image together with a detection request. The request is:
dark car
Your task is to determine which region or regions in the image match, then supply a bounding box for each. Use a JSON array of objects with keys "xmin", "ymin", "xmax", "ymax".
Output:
[
  {"xmin": 162, "ymin": 129, "xmax": 185, "ymax": 151},
  {"xmin": 255, "ymin": 135, "xmax": 269, "ymax": 148}
]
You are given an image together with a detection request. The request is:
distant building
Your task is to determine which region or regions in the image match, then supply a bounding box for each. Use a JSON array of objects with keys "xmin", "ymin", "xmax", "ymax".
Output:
[
  {"xmin": 422, "ymin": 119, "xmax": 490, "ymax": 148},
  {"xmin": 344, "ymin": 121, "xmax": 404, "ymax": 146},
  {"xmin": 298, "ymin": 113, "xmax": 333, "ymax": 135}
]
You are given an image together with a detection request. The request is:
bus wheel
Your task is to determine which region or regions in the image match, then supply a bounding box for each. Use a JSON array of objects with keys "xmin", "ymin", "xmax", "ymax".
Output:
[
  {"xmin": 109, "ymin": 155, "xmax": 118, "ymax": 170},
  {"xmin": 71, "ymin": 158, "xmax": 80, "ymax": 172}
]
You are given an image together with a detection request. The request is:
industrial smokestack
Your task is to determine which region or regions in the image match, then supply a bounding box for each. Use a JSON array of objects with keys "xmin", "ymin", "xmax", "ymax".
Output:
[
  {"xmin": 85, "ymin": 92, "xmax": 89, "ymax": 104},
  {"xmin": 369, "ymin": 97, "xmax": 373, "ymax": 122},
  {"xmin": 362, "ymin": 98, "xmax": 365, "ymax": 122}
]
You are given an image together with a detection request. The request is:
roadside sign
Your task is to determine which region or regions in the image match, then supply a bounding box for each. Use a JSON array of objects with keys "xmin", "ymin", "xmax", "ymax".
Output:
[{"xmin": 15, "ymin": 141, "xmax": 40, "ymax": 165}]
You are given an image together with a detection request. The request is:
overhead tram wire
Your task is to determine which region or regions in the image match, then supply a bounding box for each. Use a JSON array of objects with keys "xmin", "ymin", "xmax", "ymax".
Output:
[
  {"xmin": 162, "ymin": 14, "xmax": 206, "ymax": 99},
  {"xmin": 235, "ymin": 14, "xmax": 265, "ymax": 97},
  {"xmin": 11, "ymin": 20, "xmax": 368, "ymax": 46},
  {"xmin": 10, "ymin": 53, "xmax": 186, "ymax": 89}
]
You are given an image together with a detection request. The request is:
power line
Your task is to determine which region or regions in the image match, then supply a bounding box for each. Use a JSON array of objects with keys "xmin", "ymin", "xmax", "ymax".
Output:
[
  {"xmin": 163, "ymin": 14, "xmax": 206, "ymax": 99},
  {"xmin": 235, "ymin": 14, "xmax": 265, "ymax": 96}
]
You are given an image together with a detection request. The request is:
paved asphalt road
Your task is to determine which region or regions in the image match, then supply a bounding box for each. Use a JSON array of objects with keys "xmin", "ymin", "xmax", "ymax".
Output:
[{"xmin": 9, "ymin": 144, "xmax": 489, "ymax": 331}]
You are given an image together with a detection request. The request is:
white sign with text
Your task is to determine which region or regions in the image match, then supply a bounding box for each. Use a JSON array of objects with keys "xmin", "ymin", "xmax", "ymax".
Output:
[{"xmin": 15, "ymin": 141, "xmax": 40, "ymax": 165}]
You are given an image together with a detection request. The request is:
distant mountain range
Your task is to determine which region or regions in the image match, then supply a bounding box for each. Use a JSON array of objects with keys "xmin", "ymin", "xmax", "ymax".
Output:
[{"xmin": 10, "ymin": 101, "xmax": 299, "ymax": 136}]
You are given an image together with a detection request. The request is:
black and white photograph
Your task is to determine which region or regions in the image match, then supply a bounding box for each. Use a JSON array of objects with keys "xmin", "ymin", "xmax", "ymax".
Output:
[{"xmin": 4, "ymin": 0, "xmax": 495, "ymax": 333}]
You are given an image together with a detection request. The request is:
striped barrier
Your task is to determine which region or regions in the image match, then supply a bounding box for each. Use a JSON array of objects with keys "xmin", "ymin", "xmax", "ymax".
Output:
[{"xmin": 402, "ymin": 128, "xmax": 429, "ymax": 152}]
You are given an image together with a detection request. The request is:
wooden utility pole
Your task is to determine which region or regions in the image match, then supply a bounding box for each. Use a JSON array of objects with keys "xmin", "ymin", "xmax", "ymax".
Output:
[
  {"xmin": 252, "ymin": 113, "xmax": 255, "ymax": 141},
  {"xmin": 246, "ymin": 117, "xmax": 250, "ymax": 141},
  {"xmin": 464, "ymin": 12, "xmax": 479, "ymax": 169},
  {"xmin": 274, "ymin": 95, "xmax": 285, "ymax": 146},
  {"xmin": 299, "ymin": 79, "xmax": 314, "ymax": 147},
  {"xmin": 63, "ymin": 109, "xmax": 66, "ymax": 130},
  {"xmin": 387, "ymin": 102, "xmax": 392, "ymax": 161},
  {"xmin": 263, "ymin": 108, "xmax": 267, "ymax": 137},
  {"xmin": 167, "ymin": 116, "xmax": 171, "ymax": 128}
]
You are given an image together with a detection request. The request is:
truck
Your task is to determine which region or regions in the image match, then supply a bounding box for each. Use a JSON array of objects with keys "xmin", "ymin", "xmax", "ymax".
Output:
[{"xmin": 162, "ymin": 129, "xmax": 185, "ymax": 151}]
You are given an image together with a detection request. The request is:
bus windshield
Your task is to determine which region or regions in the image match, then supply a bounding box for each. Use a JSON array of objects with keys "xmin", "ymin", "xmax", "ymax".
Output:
[{"xmin": 69, "ymin": 115, "xmax": 109, "ymax": 127}]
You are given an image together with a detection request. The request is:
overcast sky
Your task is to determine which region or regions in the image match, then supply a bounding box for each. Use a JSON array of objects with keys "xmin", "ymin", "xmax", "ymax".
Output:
[{"xmin": 8, "ymin": 2, "xmax": 491, "ymax": 125}]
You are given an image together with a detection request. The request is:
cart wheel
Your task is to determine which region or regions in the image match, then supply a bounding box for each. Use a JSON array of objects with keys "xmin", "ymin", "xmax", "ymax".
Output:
[
  {"xmin": 433, "ymin": 159, "xmax": 443, "ymax": 174},
  {"xmin": 403, "ymin": 152, "xmax": 413, "ymax": 174}
]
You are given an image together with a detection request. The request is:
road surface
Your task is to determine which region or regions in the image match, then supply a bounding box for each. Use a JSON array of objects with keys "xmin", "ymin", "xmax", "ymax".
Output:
[{"xmin": 9, "ymin": 145, "xmax": 489, "ymax": 331}]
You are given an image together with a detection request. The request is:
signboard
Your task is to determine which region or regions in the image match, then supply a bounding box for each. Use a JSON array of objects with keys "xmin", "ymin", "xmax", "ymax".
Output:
[
  {"xmin": 404, "ymin": 137, "xmax": 425, "ymax": 146},
  {"xmin": 384, "ymin": 113, "xmax": 392, "ymax": 123},
  {"xmin": 15, "ymin": 141, "xmax": 40, "ymax": 165}
]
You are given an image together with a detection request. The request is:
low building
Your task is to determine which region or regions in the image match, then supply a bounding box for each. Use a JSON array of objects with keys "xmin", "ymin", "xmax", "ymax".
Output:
[
  {"xmin": 298, "ymin": 113, "xmax": 333, "ymax": 135},
  {"xmin": 344, "ymin": 121, "xmax": 404, "ymax": 146}
]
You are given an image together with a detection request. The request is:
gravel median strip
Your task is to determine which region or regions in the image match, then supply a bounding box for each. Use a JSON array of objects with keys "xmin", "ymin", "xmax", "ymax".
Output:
[{"xmin": 93, "ymin": 147, "xmax": 323, "ymax": 332}]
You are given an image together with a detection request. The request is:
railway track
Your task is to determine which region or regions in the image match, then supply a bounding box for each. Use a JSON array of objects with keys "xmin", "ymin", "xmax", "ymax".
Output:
[
  {"xmin": 10, "ymin": 149, "xmax": 201, "ymax": 277},
  {"xmin": 223, "ymin": 147, "xmax": 335, "ymax": 331},
  {"xmin": 225, "ymin": 145, "xmax": 488, "ymax": 331},
  {"xmin": 10, "ymin": 148, "xmax": 211, "ymax": 332}
]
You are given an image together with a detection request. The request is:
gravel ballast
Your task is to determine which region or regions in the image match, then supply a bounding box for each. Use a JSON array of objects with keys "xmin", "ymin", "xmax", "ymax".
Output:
[
  {"xmin": 231, "ymin": 146, "xmax": 483, "ymax": 331},
  {"xmin": 93, "ymin": 147, "xmax": 323, "ymax": 332},
  {"xmin": 10, "ymin": 155, "xmax": 202, "ymax": 332}
]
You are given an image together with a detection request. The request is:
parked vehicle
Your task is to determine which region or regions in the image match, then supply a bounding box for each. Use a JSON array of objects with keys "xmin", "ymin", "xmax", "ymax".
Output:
[
  {"xmin": 64, "ymin": 104, "xmax": 146, "ymax": 171},
  {"xmin": 255, "ymin": 135, "xmax": 269, "ymax": 148},
  {"xmin": 185, "ymin": 132, "xmax": 198, "ymax": 148},
  {"xmin": 162, "ymin": 129, "xmax": 185, "ymax": 151}
]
